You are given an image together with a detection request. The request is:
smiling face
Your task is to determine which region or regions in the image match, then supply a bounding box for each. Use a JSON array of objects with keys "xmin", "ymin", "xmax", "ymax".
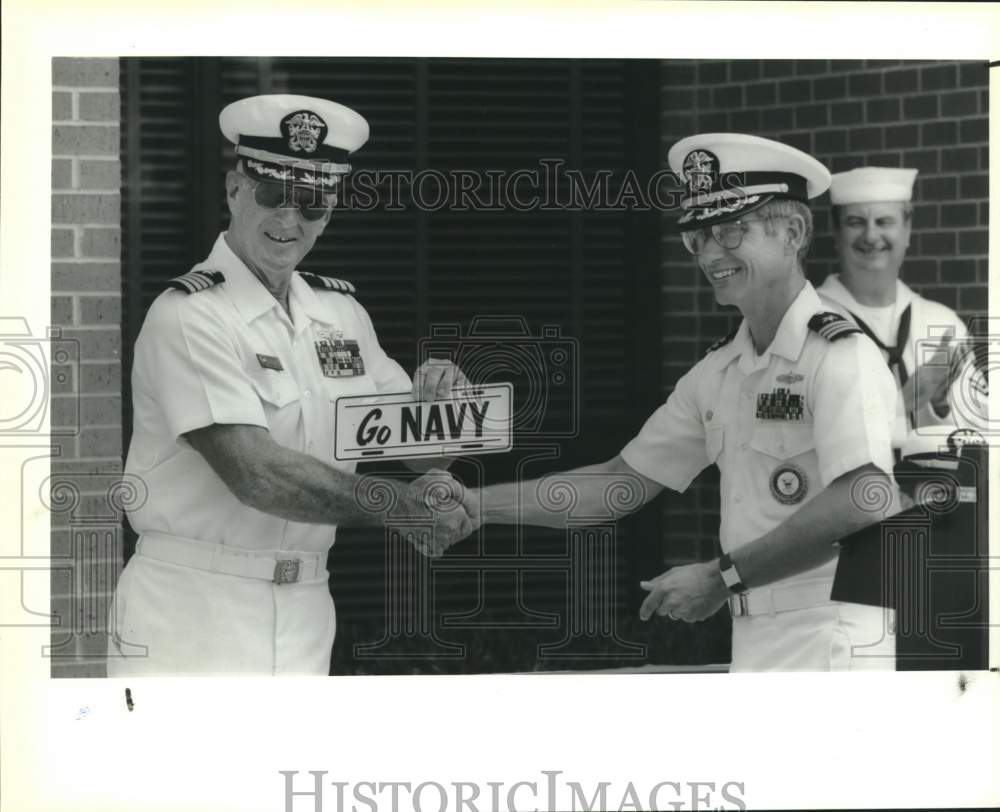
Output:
[
  {"xmin": 834, "ymin": 201, "xmax": 911, "ymax": 296},
  {"xmin": 696, "ymin": 215, "xmax": 798, "ymax": 310},
  {"xmin": 224, "ymin": 169, "xmax": 331, "ymax": 281}
]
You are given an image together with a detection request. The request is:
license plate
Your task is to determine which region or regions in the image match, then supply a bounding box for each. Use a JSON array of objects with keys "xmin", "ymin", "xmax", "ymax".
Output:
[{"xmin": 334, "ymin": 383, "xmax": 513, "ymax": 461}]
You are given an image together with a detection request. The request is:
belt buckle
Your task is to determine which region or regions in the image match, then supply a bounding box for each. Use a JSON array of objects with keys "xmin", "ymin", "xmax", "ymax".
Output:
[
  {"xmin": 273, "ymin": 558, "xmax": 301, "ymax": 585},
  {"xmin": 728, "ymin": 592, "xmax": 750, "ymax": 618}
]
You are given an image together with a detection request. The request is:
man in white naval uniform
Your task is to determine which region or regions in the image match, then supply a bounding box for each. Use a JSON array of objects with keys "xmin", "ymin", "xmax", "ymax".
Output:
[
  {"xmin": 817, "ymin": 167, "xmax": 986, "ymax": 450},
  {"xmin": 461, "ymin": 134, "xmax": 901, "ymax": 671},
  {"xmin": 107, "ymin": 95, "xmax": 476, "ymax": 676}
]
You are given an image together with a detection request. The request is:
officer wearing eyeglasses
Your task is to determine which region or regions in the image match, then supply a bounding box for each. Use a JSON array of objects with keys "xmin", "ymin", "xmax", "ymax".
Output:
[
  {"xmin": 470, "ymin": 133, "xmax": 900, "ymax": 671},
  {"xmin": 107, "ymin": 95, "xmax": 476, "ymax": 676}
]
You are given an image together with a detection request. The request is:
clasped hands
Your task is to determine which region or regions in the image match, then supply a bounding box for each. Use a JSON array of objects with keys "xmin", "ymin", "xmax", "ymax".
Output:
[
  {"xmin": 397, "ymin": 470, "xmax": 480, "ymax": 558},
  {"xmin": 402, "ymin": 358, "xmax": 736, "ymax": 619},
  {"xmin": 399, "ymin": 464, "xmax": 735, "ymax": 624},
  {"xmin": 397, "ymin": 358, "xmax": 479, "ymax": 557}
]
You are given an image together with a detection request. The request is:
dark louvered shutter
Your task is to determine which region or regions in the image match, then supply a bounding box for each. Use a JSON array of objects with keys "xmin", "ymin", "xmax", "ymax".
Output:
[{"xmin": 121, "ymin": 58, "xmax": 662, "ymax": 672}]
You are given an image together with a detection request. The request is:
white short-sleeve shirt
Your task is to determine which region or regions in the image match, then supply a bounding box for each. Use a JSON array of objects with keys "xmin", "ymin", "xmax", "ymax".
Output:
[
  {"xmin": 125, "ymin": 233, "xmax": 412, "ymax": 554},
  {"xmin": 621, "ymin": 282, "xmax": 897, "ymax": 585}
]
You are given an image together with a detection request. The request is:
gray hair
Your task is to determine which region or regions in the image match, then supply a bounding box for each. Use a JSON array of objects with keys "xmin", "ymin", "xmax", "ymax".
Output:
[{"xmin": 757, "ymin": 198, "xmax": 814, "ymax": 265}]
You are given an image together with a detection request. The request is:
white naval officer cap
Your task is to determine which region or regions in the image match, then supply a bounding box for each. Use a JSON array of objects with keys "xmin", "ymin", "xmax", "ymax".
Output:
[
  {"xmin": 829, "ymin": 166, "xmax": 918, "ymax": 205},
  {"xmin": 219, "ymin": 94, "xmax": 369, "ymax": 193},
  {"xmin": 667, "ymin": 132, "xmax": 831, "ymax": 231}
]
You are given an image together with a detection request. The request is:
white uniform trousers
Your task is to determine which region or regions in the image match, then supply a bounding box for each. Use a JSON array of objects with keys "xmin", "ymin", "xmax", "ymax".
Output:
[
  {"xmin": 730, "ymin": 602, "xmax": 895, "ymax": 672},
  {"xmin": 106, "ymin": 538, "xmax": 335, "ymax": 677}
]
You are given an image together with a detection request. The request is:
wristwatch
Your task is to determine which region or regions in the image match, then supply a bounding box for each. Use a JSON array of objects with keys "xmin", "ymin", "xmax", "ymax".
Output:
[{"xmin": 718, "ymin": 553, "xmax": 747, "ymax": 594}]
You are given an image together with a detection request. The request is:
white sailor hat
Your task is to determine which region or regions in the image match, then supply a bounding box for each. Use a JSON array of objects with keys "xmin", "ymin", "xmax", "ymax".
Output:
[
  {"xmin": 829, "ymin": 166, "xmax": 918, "ymax": 206},
  {"xmin": 667, "ymin": 133, "xmax": 831, "ymax": 231},
  {"xmin": 219, "ymin": 94, "xmax": 369, "ymax": 193}
]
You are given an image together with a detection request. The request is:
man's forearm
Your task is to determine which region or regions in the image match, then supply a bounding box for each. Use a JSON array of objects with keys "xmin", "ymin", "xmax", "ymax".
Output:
[
  {"xmin": 246, "ymin": 443, "xmax": 409, "ymax": 526},
  {"xmin": 482, "ymin": 477, "xmax": 564, "ymax": 527},
  {"xmin": 728, "ymin": 464, "xmax": 897, "ymax": 589},
  {"xmin": 186, "ymin": 425, "xmax": 414, "ymax": 527},
  {"xmin": 481, "ymin": 456, "xmax": 662, "ymax": 529}
]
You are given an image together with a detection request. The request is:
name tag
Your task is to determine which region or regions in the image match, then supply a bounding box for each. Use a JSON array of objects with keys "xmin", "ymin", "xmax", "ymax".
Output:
[
  {"xmin": 256, "ymin": 353, "xmax": 284, "ymax": 372},
  {"xmin": 334, "ymin": 384, "xmax": 513, "ymax": 461}
]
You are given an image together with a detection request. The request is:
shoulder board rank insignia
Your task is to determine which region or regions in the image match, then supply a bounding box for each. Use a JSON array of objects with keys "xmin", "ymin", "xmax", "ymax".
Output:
[
  {"xmin": 705, "ymin": 326, "xmax": 739, "ymax": 355},
  {"xmin": 808, "ymin": 312, "xmax": 861, "ymax": 342},
  {"xmin": 166, "ymin": 269, "xmax": 225, "ymax": 294},
  {"xmin": 298, "ymin": 271, "xmax": 356, "ymax": 295}
]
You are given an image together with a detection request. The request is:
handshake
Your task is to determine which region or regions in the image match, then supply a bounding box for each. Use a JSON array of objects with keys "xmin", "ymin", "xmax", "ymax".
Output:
[{"xmin": 394, "ymin": 469, "xmax": 481, "ymax": 558}]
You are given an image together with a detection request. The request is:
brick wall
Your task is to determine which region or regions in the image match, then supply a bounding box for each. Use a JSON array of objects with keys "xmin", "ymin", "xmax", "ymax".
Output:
[
  {"xmin": 50, "ymin": 57, "xmax": 123, "ymax": 678},
  {"xmin": 659, "ymin": 59, "xmax": 989, "ymax": 564}
]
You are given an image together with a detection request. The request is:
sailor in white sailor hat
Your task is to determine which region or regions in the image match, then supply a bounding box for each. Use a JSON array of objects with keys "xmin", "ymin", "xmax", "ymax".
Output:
[
  {"xmin": 468, "ymin": 134, "xmax": 901, "ymax": 670},
  {"xmin": 817, "ymin": 166, "xmax": 987, "ymax": 447},
  {"xmin": 108, "ymin": 94, "xmax": 478, "ymax": 676}
]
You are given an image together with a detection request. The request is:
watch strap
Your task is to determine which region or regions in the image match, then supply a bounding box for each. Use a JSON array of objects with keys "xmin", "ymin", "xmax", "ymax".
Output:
[{"xmin": 719, "ymin": 553, "xmax": 746, "ymax": 594}]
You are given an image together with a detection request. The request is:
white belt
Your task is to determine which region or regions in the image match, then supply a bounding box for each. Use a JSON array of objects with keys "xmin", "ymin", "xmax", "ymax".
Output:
[
  {"xmin": 137, "ymin": 531, "xmax": 327, "ymax": 585},
  {"xmin": 728, "ymin": 582, "xmax": 834, "ymax": 618}
]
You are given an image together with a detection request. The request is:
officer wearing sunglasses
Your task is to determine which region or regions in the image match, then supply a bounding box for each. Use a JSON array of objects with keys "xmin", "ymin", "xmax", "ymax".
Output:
[
  {"xmin": 242, "ymin": 175, "xmax": 336, "ymax": 221},
  {"xmin": 108, "ymin": 94, "xmax": 476, "ymax": 676},
  {"xmin": 469, "ymin": 133, "xmax": 902, "ymax": 671}
]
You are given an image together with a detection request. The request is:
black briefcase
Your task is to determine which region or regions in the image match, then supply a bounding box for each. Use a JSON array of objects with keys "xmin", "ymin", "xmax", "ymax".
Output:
[{"xmin": 831, "ymin": 444, "xmax": 989, "ymax": 671}]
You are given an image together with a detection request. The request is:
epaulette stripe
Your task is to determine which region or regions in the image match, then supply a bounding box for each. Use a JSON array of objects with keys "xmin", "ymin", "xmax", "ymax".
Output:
[
  {"xmin": 166, "ymin": 269, "xmax": 225, "ymax": 294},
  {"xmin": 167, "ymin": 278, "xmax": 198, "ymax": 293},
  {"xmin": 817, "ymin": 322, "xmax": 859, "ymax": 335},
  {"xmin": 705, "ymin": 326, "xmax": 739, "ymax": 355},
  {"xmin": 809, "ymin": 312, "xmax": 862, "ymax": 342},
  {"xmin": 299, "ymin": 271, "xmax": 356, "ymax": 295},
  {"xmin": 820, "ymin": 325, "xmax": 859, "ymax": 338}
]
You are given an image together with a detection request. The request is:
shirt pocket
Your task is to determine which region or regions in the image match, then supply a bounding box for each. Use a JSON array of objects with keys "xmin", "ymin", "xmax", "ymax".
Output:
[
  {"xmin": 749, "ymin": 422, "xmax": 815, "ymax": 461},
  {"xmin": 248, "ymin": 371, "xmax": 303, "ymax": 441},
  {"xmin": 250, "ymin": 371, "xmax": 300, "ymax": 409}
]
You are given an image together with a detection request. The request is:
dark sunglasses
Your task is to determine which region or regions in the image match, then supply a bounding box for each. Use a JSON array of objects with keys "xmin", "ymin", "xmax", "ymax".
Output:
[{"xmin": 243, "ymin": 176, "xmax": 334, "ymax": 222}]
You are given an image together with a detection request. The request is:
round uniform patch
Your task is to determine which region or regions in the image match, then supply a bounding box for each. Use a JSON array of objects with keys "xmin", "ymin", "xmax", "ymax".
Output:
[{"xmin": 770, "ymin": 463, "xmax": 808, "ymax": 505}]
